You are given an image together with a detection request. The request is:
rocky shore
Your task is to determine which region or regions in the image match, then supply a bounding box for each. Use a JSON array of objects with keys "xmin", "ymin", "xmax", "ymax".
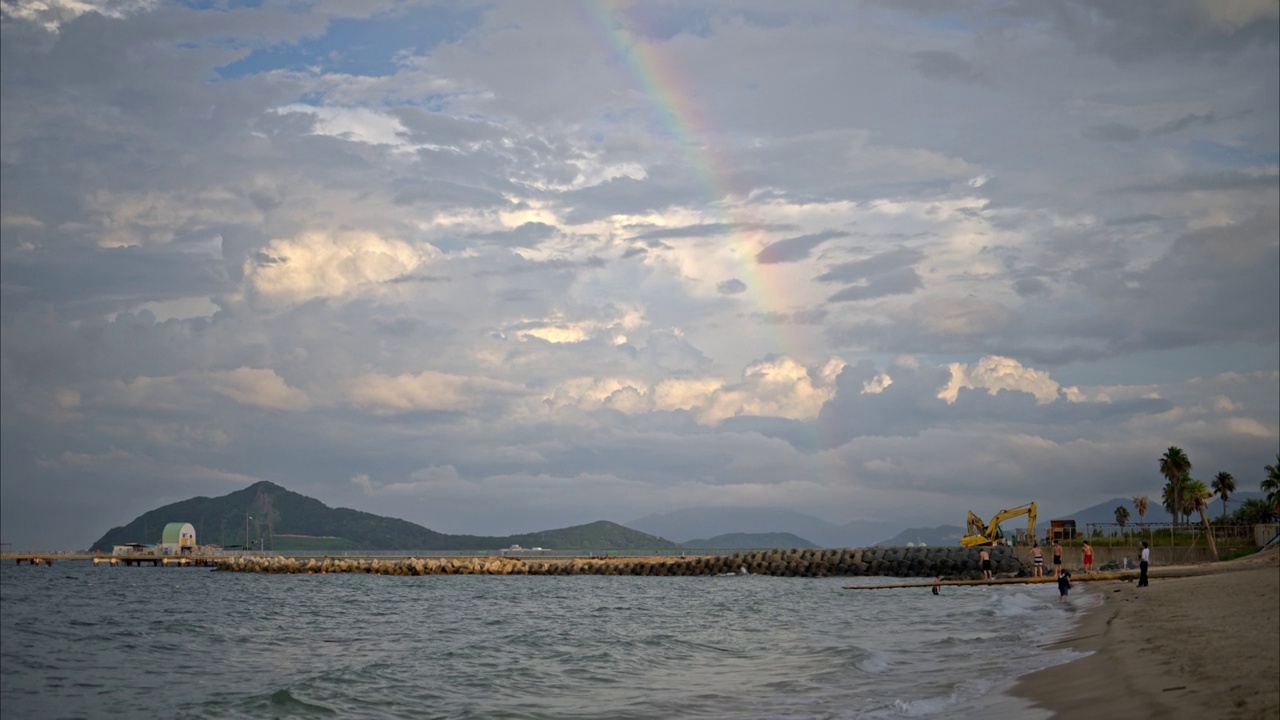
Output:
[{"xmin": 215, "ymin": 545, "xmax": 1025, "ymax": 577}]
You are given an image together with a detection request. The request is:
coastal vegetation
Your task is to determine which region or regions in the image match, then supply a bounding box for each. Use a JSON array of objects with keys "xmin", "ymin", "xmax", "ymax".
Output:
[
  {"xmin": 1264, "ymin": 454, "xmax": 1280, "ymax": 510},
  {"xmin": 1132, "ymin": 495, "xmax": 1149, "ymax": 531},
  {"xmin": 1211, "ymin": 471, "xmax": 1235, "ymax": 521}
]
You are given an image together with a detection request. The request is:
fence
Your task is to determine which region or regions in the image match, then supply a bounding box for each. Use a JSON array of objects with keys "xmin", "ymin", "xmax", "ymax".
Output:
[{"xmin": 1083, "ymin": 522, "xmax": 1264, "ymax": 548}]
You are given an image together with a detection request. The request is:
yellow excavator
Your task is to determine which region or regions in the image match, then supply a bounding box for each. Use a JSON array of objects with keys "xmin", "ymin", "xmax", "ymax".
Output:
[{"xmin": 960, "ymin": 502, "xmax": 1037, "ymax": 547}]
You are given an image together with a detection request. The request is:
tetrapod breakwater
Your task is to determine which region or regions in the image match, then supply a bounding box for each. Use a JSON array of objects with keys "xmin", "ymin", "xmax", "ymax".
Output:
[{"xmin": 214, "ymin": 545, "xmax": 1026, "ymax": 578}]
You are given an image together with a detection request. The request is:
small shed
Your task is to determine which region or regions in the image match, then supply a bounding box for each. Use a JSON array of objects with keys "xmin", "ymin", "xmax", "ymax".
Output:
[
  {"xmin": 159, "ymin": 522, "xmax": 196, "ymax": 555},
  {"xmin": 1048, "ymin": 519, "xmax": 1077, "ymax": 541}
]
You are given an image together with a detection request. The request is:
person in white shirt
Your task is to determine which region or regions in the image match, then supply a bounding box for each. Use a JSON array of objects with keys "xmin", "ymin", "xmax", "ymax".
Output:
[{"xmin": 1138, "ymin": 541, "xmax": 1150, "ymax": 587}]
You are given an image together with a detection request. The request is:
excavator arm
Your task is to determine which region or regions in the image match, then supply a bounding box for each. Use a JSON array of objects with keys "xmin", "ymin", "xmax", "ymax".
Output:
[{"xmin": 960, "ymin": 502, "xmax": 1036, "ymax": 547}]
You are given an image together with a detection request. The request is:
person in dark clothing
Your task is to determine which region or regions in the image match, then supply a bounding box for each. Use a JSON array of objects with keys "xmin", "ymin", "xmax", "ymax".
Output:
[
  {"xmin": 1057, "ymin": 569, "xmax": 1072, "ymax": 601},
  {"xmin": 1138, "ymin": 541, "xmax": 1150, "ymax": 587}
]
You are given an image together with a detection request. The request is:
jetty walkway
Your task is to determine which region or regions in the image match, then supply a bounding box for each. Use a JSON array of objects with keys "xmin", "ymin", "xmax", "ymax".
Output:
[{"xmin": 5, "ymin": 545, "xmax": 1213, "ymax": 581}]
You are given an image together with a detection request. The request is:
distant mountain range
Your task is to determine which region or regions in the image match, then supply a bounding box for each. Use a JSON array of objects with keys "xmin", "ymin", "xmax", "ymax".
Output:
[
  {"xmin": 874, "ymin": 525, "xmax": 965, "ymax": 547},
  {"xmin": 89, "ymin": 481, "xmax": 681, "ymax": 554},
  {"xmin": 90, "ymin": 482, "xmax": 1272, "ymax": 554},
  {"xmin": 626, "ymin": 492, "xmax": 1272, "ymax": 550},
  {"xmin": 680, "ymin": 532, "xmax": 818, "ymax": 550}
]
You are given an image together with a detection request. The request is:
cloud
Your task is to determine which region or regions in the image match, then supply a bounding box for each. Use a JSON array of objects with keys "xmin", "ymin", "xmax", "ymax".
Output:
[
  {"xmin": 912, "ymin": 50, "xmax": 984, "ymax": 84},
  {"xmin": 244, "ymin": 230, "xmax": 434, "ymax": 307},
  {"xmin": 105, "ymin": 368, "xmax": 309, "ymax": 412},
  {"xmin": 716, "ymin": 278, "xmax": 747, "ymax": 295},
  {"xmin": 938, "ymin": 355, "xmax": 1064, "ymax": 405},
  {"xmin": 1150, "ymin": 111, "xmax": 1217, "ymax": 136},
  {"xmin": 1083, "ymin": 122, "xmax": 1142, "ymax": 143},
  {"xmin": 542, "ymin": 356, "xmax": 846, "ymax": 425},
  {"xmin": 756, "ymin": 230, "xmax": 850, "ymax": 264},
  {"xmin": 349, "ymin": 371, "xmax": 527, "ymax": 414},
  {"xmin": 1, "ymin": 1, "xmax": 1276, "ymax": 550},
  {"xmin": 205, "ymin": 368, "xmax": 311, "ymax": 412}
]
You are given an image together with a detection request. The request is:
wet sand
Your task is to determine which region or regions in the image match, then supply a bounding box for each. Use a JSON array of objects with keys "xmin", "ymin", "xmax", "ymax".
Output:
[{"xmin": 1013, "ymin": 549, "xmax": 1279, "ymax": 719}]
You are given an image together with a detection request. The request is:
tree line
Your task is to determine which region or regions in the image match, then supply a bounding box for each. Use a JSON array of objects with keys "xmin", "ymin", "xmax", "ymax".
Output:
[{"xmin": 1113, "ymin": 449, "xmax": 1280, "ymax": 539}]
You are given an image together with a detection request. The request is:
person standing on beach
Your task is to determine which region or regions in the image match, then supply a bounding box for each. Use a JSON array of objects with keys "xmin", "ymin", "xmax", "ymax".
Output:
[
  {"xmin": 1057, "ymin": 569, "xmax": 1072, "ymax": 602},
  {"xmin": 1051, "ymin": 539, "xmax": 1063, "ymax": 577},
  {"xmin": 1081, "ymin": 541, "xmax": 1094, "ymax": 574},
  {"xmin": 1138, "ymin": 541, "xmax": 1150, "ymax": 587},
  {"xmin": 1031, "ymin": 541, "xmax": 1044, "ymax": 577},
  {"xmin": 979, "ymin": 548, "xmax": 992, "ymax": 580}
]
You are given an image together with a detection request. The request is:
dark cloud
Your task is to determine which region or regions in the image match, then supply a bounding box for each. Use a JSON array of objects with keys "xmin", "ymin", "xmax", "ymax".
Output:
[
  {"xmin": 717, "ymin": 278, "xmax": 747, "ymax": 295},
  {"xmin": 0, "ymin": 244, "xmax": 231, "ymax": 320},
  {"xmin": 1121, "ymin": 170, "xmax": 1280, "ymax": 194},
  {"xmin": 1083, "ymin": 122, "xmax": 1142, "ymax": 143},
  {"xmin": 815, "ymin": 247, "xmax": 924, "ymax": 284},
  {"xmin": 826, "ymin": 268, "xmax": 925, "ymax": 303},
  {"xmin": 756, "ymin": 230, "xmax": 850, "ymax": 264},
  {"xmin": 1150, "ymin": 111, "xmax": 1217, "ymax": 136},
  {"xmin": 912, "ymin": 50, "xmax": 984, "ymax": 84},
  {"xmin": 1012, "ymin": 277, "xmax": 1051, "ymax": 298},
  {"xmin": 1043, "ymin": 0, "xmax": 1280, "ymax": 62},
  {"xmin": 629, "ymin": 222, "xmax": 788, "ymax": 242}
]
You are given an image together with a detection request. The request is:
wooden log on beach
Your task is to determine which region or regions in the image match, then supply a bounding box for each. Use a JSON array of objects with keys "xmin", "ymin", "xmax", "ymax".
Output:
[{"xmin": 842, "ymin": 567, "xmax": 1214, "ymax": 590}]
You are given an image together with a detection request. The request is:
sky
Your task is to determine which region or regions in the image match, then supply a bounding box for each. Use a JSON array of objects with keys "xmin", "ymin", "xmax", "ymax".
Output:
[{"xmin": 1, "ymin": 0, "xmax": 1277, "ymax": 551}]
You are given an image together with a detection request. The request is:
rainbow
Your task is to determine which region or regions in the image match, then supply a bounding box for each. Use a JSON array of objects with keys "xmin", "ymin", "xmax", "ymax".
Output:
[{"xmin": 578, "ymin": 1, "xmax": 805, "ymax": 361}]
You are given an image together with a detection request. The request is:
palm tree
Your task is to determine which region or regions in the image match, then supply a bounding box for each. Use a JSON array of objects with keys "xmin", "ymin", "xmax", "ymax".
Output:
[
  {"xmin": 1264, "ymin": 454, "xmax": 1280, "ymax": 512},
  {"xmin": 1115, "ymin": 505, "xmax": 1130, "ymax": 534},
  {"xmin": 1233, "ymin": 498, "xmax": 1276, "ymax": 525},
  {"xmin": 1211, "ymin": 471, "xmax": 1235, "ymax": 522},
  {"xmin": 1132, "ymin": 495, "xmax": 1149, "ymax": 531},
  {"xmin": 1162, "ymin": 473, "xmax": 1200, "ymax": 526},
  {"xmin": 1159, "ymin": 446, "xmax": 1192, "ymax": 528},
  {"xmin": 1183, "ymin": 478, "xmax": 1218, "ymax": 561}
]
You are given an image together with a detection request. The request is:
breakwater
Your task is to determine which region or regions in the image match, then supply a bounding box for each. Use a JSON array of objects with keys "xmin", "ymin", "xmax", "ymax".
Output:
[{"xmin": 215, "ymin": 545, "xmax": 1025, "ymax": 578}]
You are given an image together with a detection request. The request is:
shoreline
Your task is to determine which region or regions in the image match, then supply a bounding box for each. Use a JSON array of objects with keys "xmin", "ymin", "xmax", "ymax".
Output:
[{"xmin": 1011, "ymin": 549, "xmax": 1279, "ymax": 719}]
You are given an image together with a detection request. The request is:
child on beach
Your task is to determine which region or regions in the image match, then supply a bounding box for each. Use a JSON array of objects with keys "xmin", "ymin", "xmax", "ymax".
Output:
[
  {"xmin": 1057, "ymin": 569, "xmax": 1072, "ymax": 601},
  {"xmin": 1081, "ymin": 541, "xmax": 1093, "ymax": 574},
  {"xmin": 1031, "ymin": 541, "xmax": 1044, "ymax": 577}
]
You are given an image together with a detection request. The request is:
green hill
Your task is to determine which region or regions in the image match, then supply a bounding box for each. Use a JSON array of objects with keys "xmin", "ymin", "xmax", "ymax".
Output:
[
  {"xmin": 680, "ymin": 532, "xmax": 818, "ymax": 550},
  {"xmin": 88, "ymin": 481, "xmax": 678, "ymax": 553}
]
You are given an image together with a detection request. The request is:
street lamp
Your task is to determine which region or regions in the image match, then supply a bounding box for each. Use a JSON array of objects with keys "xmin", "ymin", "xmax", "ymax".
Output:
[{"xmin": 246, "ymin": 514, "xmax": 253, "ymax": 553}]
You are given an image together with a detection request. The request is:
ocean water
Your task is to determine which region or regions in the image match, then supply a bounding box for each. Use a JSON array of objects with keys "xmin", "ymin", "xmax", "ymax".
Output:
[{"xmin": 0, "ymin": 561, "xmax": 1096, "ymax": 719}]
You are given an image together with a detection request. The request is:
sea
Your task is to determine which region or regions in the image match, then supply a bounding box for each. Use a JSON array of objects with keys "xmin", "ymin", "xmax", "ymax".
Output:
[{"xmin": 0, "ymin": 561, "xmax": 1098, "ymax": 719}]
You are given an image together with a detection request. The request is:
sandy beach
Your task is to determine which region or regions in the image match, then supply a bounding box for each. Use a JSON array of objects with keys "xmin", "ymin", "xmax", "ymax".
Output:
[{"xmin": 1013, "ymin": 548, "xmax": 1280, "ymax": 719}]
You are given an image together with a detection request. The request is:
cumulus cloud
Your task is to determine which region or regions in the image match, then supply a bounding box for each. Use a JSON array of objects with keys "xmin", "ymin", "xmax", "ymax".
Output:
[
  {"xmin": 938, "ymin": 356, "xmax": 1065, "ymax": 405},
  {"xmin": 244, "ymin": 231, "xmax": 435, "ymax": 306},
  {"xmin": 541, "ymin": 356, "xmax": 846, "ymax": 425}
]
